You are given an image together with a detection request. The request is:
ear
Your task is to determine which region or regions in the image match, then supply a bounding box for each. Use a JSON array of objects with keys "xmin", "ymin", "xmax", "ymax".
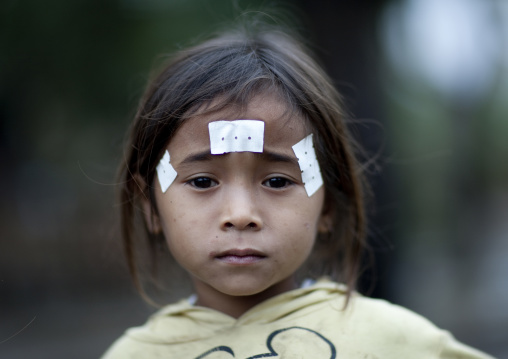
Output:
[
  {"xmin": 141, "ymin": 197, "xmax": 162, "ymax": 235},
  {"xmin": 317, "ymin": 212, "xmax": 332, "ymax": 233},
  {"xmin": 135, "ymin": 174, "xmax": 162, "ymax": 235},
  {"xmin": 317, "ymin": 200, "xmax": 333, "ymax": 234}
]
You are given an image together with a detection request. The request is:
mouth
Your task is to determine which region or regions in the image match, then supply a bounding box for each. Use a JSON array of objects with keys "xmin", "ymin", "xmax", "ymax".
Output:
[{"xmin": 213, "ymin": 248, "xmax": 267, "ymax": 265}]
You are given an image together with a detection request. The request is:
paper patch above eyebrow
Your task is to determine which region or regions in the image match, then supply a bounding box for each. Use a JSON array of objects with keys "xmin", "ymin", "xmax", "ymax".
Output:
[
  {"xmin": 156, "ymin": 150, "xmax": 177, "ymax": 193},
  {"xmin": 292, "ymin": 134, "xmax": 323, "ymax": 197},
  {"xmin": 208, "ymin": 120, "xmax": 264, "ymax": 155}
]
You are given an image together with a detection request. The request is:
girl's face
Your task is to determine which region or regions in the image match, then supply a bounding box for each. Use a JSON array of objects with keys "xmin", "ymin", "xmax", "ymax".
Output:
[{"xmin": 150, "ymin": 93, "xmax": 329, "ymax": 302}]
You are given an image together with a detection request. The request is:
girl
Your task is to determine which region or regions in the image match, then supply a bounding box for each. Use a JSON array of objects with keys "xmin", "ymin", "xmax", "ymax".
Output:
[{"xmin": 102, "ymin": 22, "xmax": 494, "ymax": 359}]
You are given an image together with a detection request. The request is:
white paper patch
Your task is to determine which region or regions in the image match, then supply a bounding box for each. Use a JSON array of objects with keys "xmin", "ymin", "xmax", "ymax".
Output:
[
  {"xmin": 292, "ymin": 134, "xmax": 323, "ymax": 197},
  {"xmin": 208, "ymin": 120, "xmax": 264, "ymax": 155},
  {"xmin": 156, "ymin": 150, "xmax": 177, "ymax": 193}
]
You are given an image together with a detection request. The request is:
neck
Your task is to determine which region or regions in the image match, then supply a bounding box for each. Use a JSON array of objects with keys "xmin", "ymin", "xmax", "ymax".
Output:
[{"xmin": 193, "ymin": 277, "xmax": 297, "ymax": 318}]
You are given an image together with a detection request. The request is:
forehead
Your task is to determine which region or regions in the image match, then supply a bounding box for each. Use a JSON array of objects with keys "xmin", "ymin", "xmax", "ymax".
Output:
[{"xmin": 167, "ymin": 94, "xmax": 308, "ymax": 158}]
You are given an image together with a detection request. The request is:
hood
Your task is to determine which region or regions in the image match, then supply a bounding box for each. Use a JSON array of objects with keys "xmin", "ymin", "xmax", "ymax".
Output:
[{"xmin": 127, "ymin": 279, "xmax": 349, "ymax": 344}]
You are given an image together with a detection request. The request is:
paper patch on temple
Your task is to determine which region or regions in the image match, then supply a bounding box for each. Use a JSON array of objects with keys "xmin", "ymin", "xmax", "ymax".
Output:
[
  {"xmin": 292, "ymin": 134, "xmax": 323, "ymax": 197},
  {"xmin": 209, "ymin": 120, "xmax": 264, "ymax": 155},
  {"xmin": 156, "ymin": 150, "xmax": 177, "ymax": 193}
]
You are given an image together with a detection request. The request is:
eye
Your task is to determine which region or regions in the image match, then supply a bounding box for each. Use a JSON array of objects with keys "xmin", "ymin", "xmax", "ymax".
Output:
[
  {"xmin": 263, "ymin": 177, "xmax": 293, "ymax": 189},
  {"xmin": 188, "ymin": 177, "xmax": 218, "ymax": 189}
]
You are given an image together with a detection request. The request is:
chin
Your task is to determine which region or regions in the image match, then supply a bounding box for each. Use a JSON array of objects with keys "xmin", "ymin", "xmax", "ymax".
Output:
[{"xmin": 217, "ymin": 281, "xmax": 272, "ymax": 298}]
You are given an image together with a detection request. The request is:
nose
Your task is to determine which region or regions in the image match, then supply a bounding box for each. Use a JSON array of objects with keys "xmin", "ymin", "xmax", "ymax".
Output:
[{"xmin": 220, "ymin": 185, "xmax": 263, "ymax": 231}]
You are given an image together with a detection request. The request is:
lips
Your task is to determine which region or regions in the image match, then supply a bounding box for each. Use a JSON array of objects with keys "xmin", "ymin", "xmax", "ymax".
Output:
[{"xmin": 213, "ymin": 248, "xmax": 266, "ymax": 265}]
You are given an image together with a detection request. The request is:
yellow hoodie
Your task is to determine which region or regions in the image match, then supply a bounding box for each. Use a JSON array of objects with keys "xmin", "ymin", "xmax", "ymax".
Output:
[{"xmin": 102, "ymin": 279, "xmax": 494, "ymax": 358}]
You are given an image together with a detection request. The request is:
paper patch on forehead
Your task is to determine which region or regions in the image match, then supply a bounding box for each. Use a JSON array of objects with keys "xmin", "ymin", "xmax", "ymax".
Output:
[
  {"xmin": 208, "ymin": 120, "xmax": 264, "ymax": 155},
  {"xmin": 156, "ymin": 150, "xmax": 177, "ymax": 193},
  {"xmin": 292, "ymin": 134, "xmax": 323, "ymax": 197}
]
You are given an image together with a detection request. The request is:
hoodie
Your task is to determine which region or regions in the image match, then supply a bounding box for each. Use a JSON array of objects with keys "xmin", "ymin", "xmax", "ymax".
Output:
[{"xmin": 101, "ymin": 279, "xmax": 494, "ymax": 358}]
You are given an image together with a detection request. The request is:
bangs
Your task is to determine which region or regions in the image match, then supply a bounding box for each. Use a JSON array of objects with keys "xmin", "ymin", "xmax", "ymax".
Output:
[
  {"xmin": 183, "ymin": 79, "xmax": 303, "ymax": 132},
  {"xmin": 148, "ymin": 35, "xmax": 307, "ymax": 132}
]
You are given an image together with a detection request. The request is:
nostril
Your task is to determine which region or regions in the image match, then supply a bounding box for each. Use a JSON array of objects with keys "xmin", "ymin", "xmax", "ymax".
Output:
[{"xmin": 223, "ymin": 222, "xmax": 258, "ymax": 229}]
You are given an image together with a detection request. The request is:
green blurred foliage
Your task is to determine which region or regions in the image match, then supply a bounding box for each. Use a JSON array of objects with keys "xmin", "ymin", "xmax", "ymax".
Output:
[{"xmin": 1, "ymin": 0, "xmax": 274, "ymax": 167}]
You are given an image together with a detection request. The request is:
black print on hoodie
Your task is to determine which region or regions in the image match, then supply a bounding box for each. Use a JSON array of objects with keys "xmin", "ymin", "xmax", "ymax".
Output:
[{"xmin": 195, "ymin": 326, "xmax": 337, "ymax": 358}]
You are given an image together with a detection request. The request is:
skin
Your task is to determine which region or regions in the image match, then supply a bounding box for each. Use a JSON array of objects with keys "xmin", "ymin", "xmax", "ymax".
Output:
[{"xmin": 146, "ymin": 94, "xmax": 330, "ymax": 318}]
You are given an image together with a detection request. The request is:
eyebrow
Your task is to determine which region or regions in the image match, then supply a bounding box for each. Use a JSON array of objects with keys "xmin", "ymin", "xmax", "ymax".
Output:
[
  {"xmin": 259, "ymin": 151, "xmax": 299, "ymax": 166},
  {"xmin": 178, "ymin": 150, "xmax": 299, "ymax": 166},
  {"xmin": 179, "ymin": 150, "xmax": 214, "ymax": 165}
]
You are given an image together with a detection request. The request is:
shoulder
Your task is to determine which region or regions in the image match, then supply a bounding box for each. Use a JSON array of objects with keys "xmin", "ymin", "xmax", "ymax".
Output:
[
  {"xmin": 100, "ymin": 298, "xmax": 239, "ymax": 359},
  {"xmin": 300, "ymin": 279, "xmax": 441, "ymax": 332},
  {"xmin": 347, "ymin": 293, "xmax": 439, "ymax": 331},
  {"xmin": 100, "ymin": 298, "xmax": 203, "ymax": 359},
  {"xmin": 329, "ymin": 292, "xmax": 494, "ymax": 358},
  {"xmin": 299, "ymin": 280, "xmax": 494, "ymax": 358}
]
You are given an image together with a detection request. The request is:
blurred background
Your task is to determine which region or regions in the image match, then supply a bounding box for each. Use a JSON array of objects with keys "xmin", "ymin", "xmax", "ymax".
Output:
[{"xmin": 1, "ymin": 0, "xmax": 507, "ymax": 357}]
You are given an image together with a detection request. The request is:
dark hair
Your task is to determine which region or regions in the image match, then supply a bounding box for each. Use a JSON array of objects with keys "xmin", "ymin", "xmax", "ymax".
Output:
[{"xmin": 119, "ymin": 22, "xmax": 368, "ymax": 302}]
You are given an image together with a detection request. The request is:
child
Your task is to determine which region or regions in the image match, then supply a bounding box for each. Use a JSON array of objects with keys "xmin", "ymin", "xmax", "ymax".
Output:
[{"xmin": 102, "ymin": 22, "xmax": 494, "ymax": 359}]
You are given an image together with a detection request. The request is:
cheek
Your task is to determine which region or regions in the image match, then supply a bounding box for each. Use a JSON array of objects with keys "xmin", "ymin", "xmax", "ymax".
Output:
[
  {"xmin": 158, "ymin": 192, "xmax": 216, "ymax": 257},
  {"xmin": 287, "ymin": 197, "xmax": 324, "ymax": 253},
  {"xmin": 296, "ymin": 203, "xmax": 325, "ymax": 234},
  {"xmin": 158, "ymin": 190, "xmax": 197, "ymax": 227},
  {"xmin": 157, "ymin": 200, "xmax": 190, "ymax": 246},
  {"xmin": 162, "ymin": 222, "xmax": 202, "ymax": 271},
  {"xmin": 280, "ymin": 212, "xmax": 319, "ymax": 253}
]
